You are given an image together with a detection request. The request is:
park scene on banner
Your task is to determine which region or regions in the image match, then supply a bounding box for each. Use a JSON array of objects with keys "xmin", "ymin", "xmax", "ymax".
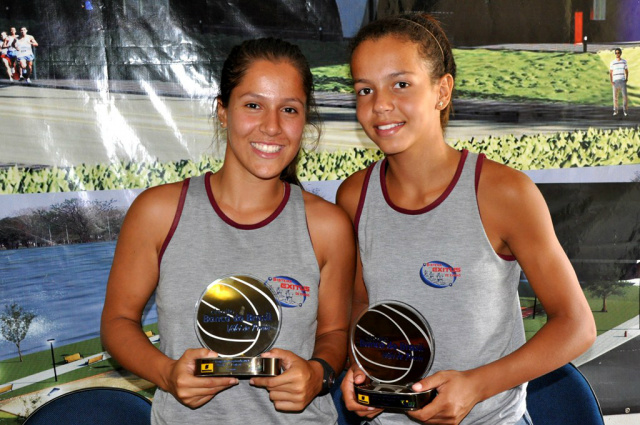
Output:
[{"xmin": 0, "ymin": 1, "xmax": 639, "ymax": 423}]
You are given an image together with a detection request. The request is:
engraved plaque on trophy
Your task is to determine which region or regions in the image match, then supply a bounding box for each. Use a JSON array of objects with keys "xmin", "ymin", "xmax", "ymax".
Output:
[
  {"xmin": 194, "ymin": 275, "xmax": 282, "ymax": 377},
  {"xmin": 351, "ymin": 301, "xmax": 437, "ymax": 410}
]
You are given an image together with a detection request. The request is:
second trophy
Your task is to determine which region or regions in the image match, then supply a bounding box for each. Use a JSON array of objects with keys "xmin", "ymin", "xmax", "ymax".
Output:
[{"xmin": 351, "ymin": 301, "xmax": 437, "ymax": 410}]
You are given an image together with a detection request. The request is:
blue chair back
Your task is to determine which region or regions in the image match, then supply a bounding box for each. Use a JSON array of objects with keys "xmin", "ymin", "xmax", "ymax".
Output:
[
  {"xmin": 331, "ymin": 370, "xmax": 363, "ymax": 425},
  {"xmin": 24, "ymin": 387, "xmax": 151, "ymax": 425},
  {"xmin": 527, "ymin": 363, "xmax": 604, "ymax": 425}
]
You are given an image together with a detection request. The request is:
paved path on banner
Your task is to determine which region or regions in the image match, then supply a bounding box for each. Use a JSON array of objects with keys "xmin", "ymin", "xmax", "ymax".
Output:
[
  {"xmin": 1, "ymin": 83, "xmax": 637, "ymax": 169},
  {"xmin": 574, "ymin": 316, "xmax": 640, "ymax": 367}
]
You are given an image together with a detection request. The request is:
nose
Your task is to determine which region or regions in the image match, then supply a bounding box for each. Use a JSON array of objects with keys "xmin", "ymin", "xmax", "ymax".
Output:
[
  {"xmin": 372, "ymin": 90, "xmax": 393, "ymax": 114},
  {"xmin": 260, "ymin": 109, "xmax": 282, "ymax": 136}
]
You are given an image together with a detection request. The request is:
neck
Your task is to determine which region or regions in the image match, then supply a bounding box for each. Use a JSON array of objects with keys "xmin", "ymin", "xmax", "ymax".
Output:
[
  {"xmin": 211, "ymin": 166, "xmax": 285, "ymax": 224},
  {"xmin": 384, "ymin": 138, "xmax": 461, "ymax": 209},
  {"xmin": 211, "ymin": 166, "xmax": 284, "ymax": 208},
  {"xmin": 209, "ymin": 166, "xmax": 285, "ymax": 224}
]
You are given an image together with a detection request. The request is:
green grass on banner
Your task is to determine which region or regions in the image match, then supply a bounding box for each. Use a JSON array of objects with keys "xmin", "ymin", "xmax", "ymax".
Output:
[
  {"xmin": 522, "ymin": 285, "xmax": 639, "ymax": 340},
  {"xmin": 312, "ymin": 47, "xmax": 640, "ymax": 107}
]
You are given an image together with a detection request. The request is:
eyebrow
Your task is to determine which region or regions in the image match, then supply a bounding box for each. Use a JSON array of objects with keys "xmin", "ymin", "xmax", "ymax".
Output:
[
  {"xmin": 353, "ymin": 71, "xmax": 414, "ymax": 84},
  {"xmin": 238, "ymin": 92, "xmax": 305, "ymax": 106}
]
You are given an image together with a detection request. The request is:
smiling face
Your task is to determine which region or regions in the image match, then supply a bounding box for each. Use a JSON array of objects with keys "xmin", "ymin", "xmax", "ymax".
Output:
[
  {"xmin": 217, "ymin": 59, "xmax": 307, "ymax": 181},
  {"xmin": 351, "ymin": 35, "xmax": 448, "ymax": 155}
]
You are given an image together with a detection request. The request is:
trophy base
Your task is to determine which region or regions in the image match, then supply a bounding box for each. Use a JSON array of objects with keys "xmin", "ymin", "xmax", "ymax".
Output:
[
  {"xmin": 195, "ymin": 357, "xmax": 281, "ymax": 377},
  {"xmin": 355, "ymin": 383, "xmax": 437, "ymax": 410}
]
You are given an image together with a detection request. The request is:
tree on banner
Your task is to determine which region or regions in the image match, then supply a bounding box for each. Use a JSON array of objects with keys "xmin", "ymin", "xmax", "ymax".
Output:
[{"xmin": 0, "ymin": 303, "xmax": 37, "ymax": 362}]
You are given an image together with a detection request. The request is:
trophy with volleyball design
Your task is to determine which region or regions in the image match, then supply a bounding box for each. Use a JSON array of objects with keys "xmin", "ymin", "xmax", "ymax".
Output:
[
  {"xmin": 194, "ymin": 275, "xmax": 282, "ymax": 377},
  {"xmin": 351, "ymin": 301, "xmax": 437, "ymax": 410}
]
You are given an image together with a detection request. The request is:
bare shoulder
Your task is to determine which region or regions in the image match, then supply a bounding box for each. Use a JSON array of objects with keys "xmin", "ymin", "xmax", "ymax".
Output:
[
  {"xmin": 301, "ymin": 187, "xmax": 355, "ymax": 268},
  {"xmin": 121, "ymin": 180, "xmax": 186, "ymax": 249},
  {"xmin": 302, "ymin": 189, "xmax": 352, "ymax": 233},
  {"xmin": 336, "ymin": 168, "xmax": 369, "ymax": 221},
  {"xmin": 478, "ymin": 158, "xmax": 551, "ymax": 249},
  {"xmin": 128, "ymin": 181, "xmax": 184, "ymax": 220},
  {"xmin": 478, "ymin": 158, "xmax": 540, "ymax": 208}
]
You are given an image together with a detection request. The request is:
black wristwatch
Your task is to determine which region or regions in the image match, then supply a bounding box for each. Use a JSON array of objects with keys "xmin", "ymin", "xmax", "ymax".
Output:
[{"xmin": 309, "ymin": 357, "xmax": 336, "ymax": 395}]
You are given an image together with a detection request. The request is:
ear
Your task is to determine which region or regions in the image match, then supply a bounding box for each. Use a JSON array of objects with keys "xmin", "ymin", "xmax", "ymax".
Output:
[
  {"xmin": 216, "ymin": 98, "xmax": 227, "ymax": 128},
  {"xmin": 437, "ymin": 74, "xmax": 454, "ymax": 109}
]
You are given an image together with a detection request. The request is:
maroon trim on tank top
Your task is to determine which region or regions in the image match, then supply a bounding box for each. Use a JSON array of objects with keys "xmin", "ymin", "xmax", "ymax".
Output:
[
  {"xmin": 475, "ymin": 153, "xmax": 486, "ymax": 196},
  {"xmin": 474, "ymin": 154, "xmax": 516, "ymax": 262},
  {"xmin": 354, "ymin": 162, "xmax": 377, "ymax": 234},
  {"xmin": 380, "ymin": 149, "xmax": 469, "ymax": 215},
  {"xmin": 158, "ymin": 178, "xmax": 191, "ymax": 267},
  {"xmin": 204, "ymin": 171, "xmax": 291, "ymax": 230},
  {"xmin": 497, "ymin": 252, "xmax": 516, "ymax": 261}
]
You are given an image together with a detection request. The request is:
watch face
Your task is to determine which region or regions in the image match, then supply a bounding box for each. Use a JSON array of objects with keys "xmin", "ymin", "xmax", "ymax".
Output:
[
  {"xmin": 351, "ymin": 301, "xmax": 435, "ymax": 386},
  {"xmin": 328, "ymin": 372, "xmax": 336, "ymax": 386}
]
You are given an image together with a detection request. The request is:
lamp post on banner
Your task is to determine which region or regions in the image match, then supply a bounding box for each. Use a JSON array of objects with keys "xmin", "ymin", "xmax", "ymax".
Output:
[{"xmin": 47, "ymin": 339, "xmax": 58, "ymax": 382}]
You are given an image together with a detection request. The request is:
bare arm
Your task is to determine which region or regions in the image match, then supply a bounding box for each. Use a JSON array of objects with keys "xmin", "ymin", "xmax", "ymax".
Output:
[
  {"xmin": 336, "ymin": 171, "xmax": 371, "ymax": 361},
  {"xmin": 408, "ymin": 162, "xmax": 596, "ymax": 424},
  {"xmin": 336, "ymin": 171, "xmax": 384, "ymax": 418},
  {"xmin": 101, "ymin": 182, "xmax": 236, "ymax": 408},
  {"xmin": 471, "ymin": 162, "xmax": 596, "ymax": 391},
  {"xmin": 307, "ymin": 191, "xmax": 356, "ymax": 375},
  {"xmin": 251, "ymin": 191, "xmax": 355, "ymax": 411}
]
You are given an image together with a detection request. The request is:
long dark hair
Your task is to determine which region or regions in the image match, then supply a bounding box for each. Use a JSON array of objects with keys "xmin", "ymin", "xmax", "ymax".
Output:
[
  {"xmin": 216, "ymin": 37, "xmax": 321, "ymax": 185},
  {"xmin": 350, "ymin": 13, "xmax": 456, "ymax": 129}
]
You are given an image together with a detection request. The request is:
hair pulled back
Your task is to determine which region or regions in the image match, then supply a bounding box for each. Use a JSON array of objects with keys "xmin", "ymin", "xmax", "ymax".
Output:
[
  {"xmin": 217, "ymin": 37, "xmax": 321, "ymax": 185},
  {"xmin": 350, "ymin": 13, "xmax": 456, "ymax": 129}
]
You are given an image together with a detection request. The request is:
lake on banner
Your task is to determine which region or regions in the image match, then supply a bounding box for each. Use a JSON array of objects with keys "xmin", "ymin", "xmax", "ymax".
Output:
[{"xmin": 0, "ymin": 241, "xmax": 157, "ymax": 361}]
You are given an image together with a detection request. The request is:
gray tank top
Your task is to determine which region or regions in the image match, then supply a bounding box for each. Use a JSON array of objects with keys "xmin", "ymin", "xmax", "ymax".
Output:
[
  {"xmin": 152, "ymin": 173, "xmax": 337, "ymax": 424},
  {"xmin": 355, "ymin": 150, "xmax": 527, "ymax": 425}
]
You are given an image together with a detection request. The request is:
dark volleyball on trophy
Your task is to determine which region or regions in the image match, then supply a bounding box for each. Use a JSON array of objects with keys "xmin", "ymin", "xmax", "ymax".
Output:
[
  {"xmin": 194, "ymin": 275, "xmax": 282, "ymax": 377},
  {"xmin": 351, "ymin": 301, "xmax": 437, "ymax": 410}
]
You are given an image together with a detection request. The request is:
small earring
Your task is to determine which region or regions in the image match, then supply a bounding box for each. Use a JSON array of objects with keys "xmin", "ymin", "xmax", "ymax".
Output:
[
  {"xmin": 220, "ymin": 122, "xmax": 227, "ymax": 128},
  {"xmin": 438, "ymin": 101, "xmax": 444, "ymax": 108}
]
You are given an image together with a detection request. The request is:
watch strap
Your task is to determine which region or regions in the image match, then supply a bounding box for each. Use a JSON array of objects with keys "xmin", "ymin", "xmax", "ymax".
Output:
[{"xmin": 309, "ymin": 357, "xmax": 336, "ymax": 395}]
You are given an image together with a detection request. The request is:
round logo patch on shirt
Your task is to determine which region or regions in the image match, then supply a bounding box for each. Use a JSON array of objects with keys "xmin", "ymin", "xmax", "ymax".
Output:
[
  {"xmin": 420, "ymin": 261, "xmax": 461, "ymax": 288},
  {"xmin": 265, "ymin": 276, "xmax": 310, "ymax": 307}
]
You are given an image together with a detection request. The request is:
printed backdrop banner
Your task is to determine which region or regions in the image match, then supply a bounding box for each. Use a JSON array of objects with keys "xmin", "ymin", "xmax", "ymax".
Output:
[{"xmin": 0, "ymin": 0, "xmax": 639, "ymax": 420}]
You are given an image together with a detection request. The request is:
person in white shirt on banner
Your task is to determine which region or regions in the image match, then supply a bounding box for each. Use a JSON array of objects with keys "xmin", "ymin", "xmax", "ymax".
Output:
[
  {"xmin": 609, "ymin": 47, "xmax": 628, "ymax": 117},
  {"xmin": 12, "ymin": 27, "xmax": 38, "ymax": 83}
]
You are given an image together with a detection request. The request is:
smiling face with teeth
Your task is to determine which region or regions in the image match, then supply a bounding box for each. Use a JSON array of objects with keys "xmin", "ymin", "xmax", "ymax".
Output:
[
  {"xmin": 217, "ymin": 59, "xmax": 307, "ymax": 182},
  {"xmin": 351, "ymin": 35, "xmax": 449, "ymax": 156}
]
